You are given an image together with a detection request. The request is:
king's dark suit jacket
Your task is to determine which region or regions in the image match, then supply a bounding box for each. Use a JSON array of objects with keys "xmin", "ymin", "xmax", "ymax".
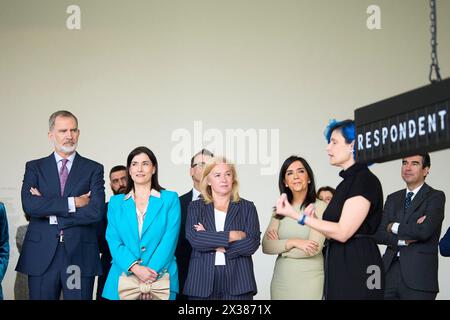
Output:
[
  {"xmin": 16, "ymin": 153, "xmax": 105, "ymax": 277},
  {"xmin": 375, "ymin": 183, "xmax": 445, "ymax": 293},
  {"xmin": 183, "ymin": 198, "xmax": 260, "ymax": 298}
]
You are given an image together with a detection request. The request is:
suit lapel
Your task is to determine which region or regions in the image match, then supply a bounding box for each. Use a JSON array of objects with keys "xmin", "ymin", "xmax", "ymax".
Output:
[
  {"xmin": 404, "ymin": 184, "xmax": 430, "ymax": 221},
  {"xmin": 224, "ymin": 201, "xmax": 239, "ymax": 231},
  {"xmin": 141, "ymin": 193, "xmax": 163, "ymax": 237},
  {"xmin": 204, "ymin": 202, "xmax": 216, "ymax": 232},
  {"xmin": 122, "ymin": 196, "xmax": 140, "ymax": 246},
  {"xmin": 63, "ymin": 153, "xmax": 83, "ymax": 197},
  {"xmin": 44, "ymin": 154, "xmax": 61, "ymax": 195},
  {"xmin": 180, "ymin": 190, "xmax": 193, "ymax": 228},
  {"xmin": 394, "ymin": 191, "xmax": 406, "ymax": 222},
  {"xmin": 181, "ymin": 190, "xmax": 193, "ymax": 211}
]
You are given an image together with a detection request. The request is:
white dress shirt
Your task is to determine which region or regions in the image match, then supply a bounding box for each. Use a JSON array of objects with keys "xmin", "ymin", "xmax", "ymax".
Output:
[
  {"xmin": 50, "ymin": 152, "xmax": 76, "ymax": 225},
  {"xmin": 192, "ymin": 188, "xmax": 202, "ymax": 201},
  {"xmin": 393, "ymin": 184, "xmax": 424, "ymax": 250},
  {"xmin": 124, "ymin": 189, "xmax": 161, "ymax": 239}
]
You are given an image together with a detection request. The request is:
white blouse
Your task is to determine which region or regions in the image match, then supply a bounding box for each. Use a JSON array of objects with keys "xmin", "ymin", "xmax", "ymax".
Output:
[
  {"xmin": 136, "ymin": 207, "xmax": 147, "ymax": 238},
  {"xmin": 214, "ymin": 209, "xmax": 227, "ymax": 265},
  {"xmin": 124, "ymin": 189, "xmax": 161, "ymax": 238}
]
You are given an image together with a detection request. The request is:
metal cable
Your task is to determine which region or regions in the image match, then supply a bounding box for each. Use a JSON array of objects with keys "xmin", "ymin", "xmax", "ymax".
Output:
[{"xmin": 429, "ymin": 0, "xmax": 442, "ymax": 83}]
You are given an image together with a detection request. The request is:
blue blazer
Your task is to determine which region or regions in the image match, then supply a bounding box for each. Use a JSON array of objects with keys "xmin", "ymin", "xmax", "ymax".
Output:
[
  {"xmin": 102, "ymin": 189, "xmax": 181, "ymax": 300},
  {"xmin": 16, "ymin": 153, "xmax": 105, "ymax": 277},
  {"xmin": 0, "ymin": 202, "xmax": 9, "ymax": 300},
  {"xmin": 183, "ymin": 198, "xmax": 260, "ymax": 298}
]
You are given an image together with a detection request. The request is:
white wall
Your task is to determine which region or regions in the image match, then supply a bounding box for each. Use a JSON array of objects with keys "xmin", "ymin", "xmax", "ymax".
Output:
[{"xmin": 0, "ymin": 0, "xmax": 449, "ymax": 299}]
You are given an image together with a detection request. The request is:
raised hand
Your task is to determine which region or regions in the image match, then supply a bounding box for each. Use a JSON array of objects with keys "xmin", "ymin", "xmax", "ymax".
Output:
[
  {"xmin": 304, "ymin": 203, "xmax": 316, "ymax": 218},
  {"xmin": 275, "ymin": 193, "xmax": 297, "ymax": 220}
]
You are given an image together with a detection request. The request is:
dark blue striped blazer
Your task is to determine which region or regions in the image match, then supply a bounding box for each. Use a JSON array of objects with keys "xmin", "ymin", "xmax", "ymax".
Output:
[{"xmin": 183, "ymin": 198, "xmax": 260, "ymax": 298}]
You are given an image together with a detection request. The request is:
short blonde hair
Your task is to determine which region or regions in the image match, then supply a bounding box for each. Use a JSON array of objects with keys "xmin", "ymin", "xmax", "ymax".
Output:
[{"xmin": 200, "ymin": 156, "xmax": 240, "ymax": 204}]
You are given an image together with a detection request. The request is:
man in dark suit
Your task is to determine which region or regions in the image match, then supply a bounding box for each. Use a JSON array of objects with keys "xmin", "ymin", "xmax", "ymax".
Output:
[
  {"xmin": 96, "ymin": 165, "xmax": 127, "ymax": 300},
  {"xmin": 376, "ymin": 153, "xmax": 445, "ymax": 300},
  {"xmin": 175, "ymin": 148, "xmax": 213, "ymax": 300},
  {"xmin": 439, "ymin": 227, "xmax": 450, "ymax": 257},
  {"xmin": 16, "ymin": 110, "xmax": 105, "ymax": 300}
]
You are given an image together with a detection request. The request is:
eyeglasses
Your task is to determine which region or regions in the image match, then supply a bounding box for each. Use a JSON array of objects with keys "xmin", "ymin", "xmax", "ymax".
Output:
[{"xmin": 192, "ymin": 162, "xmax": 206, "ymax": 168}]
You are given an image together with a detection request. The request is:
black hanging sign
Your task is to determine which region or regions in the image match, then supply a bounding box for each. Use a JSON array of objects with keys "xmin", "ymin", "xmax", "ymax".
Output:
[{"xmin": 355, "ymin": 78, "xmax": 450, "ymax": 163}]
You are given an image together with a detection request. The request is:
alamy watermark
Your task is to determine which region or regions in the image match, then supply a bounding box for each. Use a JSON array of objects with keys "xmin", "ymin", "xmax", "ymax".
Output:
[
  {"xmin": 171, "ymin": 121, "xmax": 279, "ymax": 175},
  {"xmin": 367, "ymin": 5, "xmax": 381, "ymax": 30},
  {"xmin": 64, "ymin": 5, "xmax": 381, "ymax": 31},
  {"xmin": 366, "ymin": 265, "xmax": 382, "ymax": 290},
  {"xmin": 66, "ymin": 5, "xmax": 81, "ymax": 30},
  {"xmin": 66, "ymin": 265, "xmax": 81, "ymax": 290}
]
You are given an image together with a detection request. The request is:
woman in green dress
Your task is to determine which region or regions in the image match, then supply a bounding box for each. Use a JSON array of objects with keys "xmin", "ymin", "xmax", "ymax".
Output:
[{"xmin": 262, "ymin": 156, "xmax": 326, "ymax": 300}]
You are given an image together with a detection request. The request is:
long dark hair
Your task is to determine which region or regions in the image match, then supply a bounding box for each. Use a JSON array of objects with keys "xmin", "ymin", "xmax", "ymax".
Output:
[
  {"xmin": 275, "ymin": 156, "xmax": 317, "ymax": 219},
  {"xmin": 124, "ymin": 146, "xmax": 164, "ymax": 194}
]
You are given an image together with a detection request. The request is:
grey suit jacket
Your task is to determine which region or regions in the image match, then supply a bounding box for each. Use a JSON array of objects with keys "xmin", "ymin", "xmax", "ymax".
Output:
[{"xmin": 375, "ymin": 183, "xmax": 446, "ymax": 292}]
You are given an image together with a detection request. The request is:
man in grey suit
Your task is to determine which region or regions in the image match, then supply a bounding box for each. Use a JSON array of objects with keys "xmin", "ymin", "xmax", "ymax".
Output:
[{"xmin": 376, "ymin": 153, "xmax": 446, "ymax": 300}]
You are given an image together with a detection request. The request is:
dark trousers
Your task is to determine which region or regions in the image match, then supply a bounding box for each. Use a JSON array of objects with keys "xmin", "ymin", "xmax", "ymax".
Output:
[
  {"xmin": 189, "ymin": 266, "xmax": 253, "ymax": 300},
  {"xmin": 384, "ymin": 259, "xmax": 437, "ymax": 300},
  {"xmin": 28, "ymin": 242, "xmax": 94, "ymax": 300},
  {"xmin": 96, "ymin": 260, "xmax": 111, "ymax": 300}
]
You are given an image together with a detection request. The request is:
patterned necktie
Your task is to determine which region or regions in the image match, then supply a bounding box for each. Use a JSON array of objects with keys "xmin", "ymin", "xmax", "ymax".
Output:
[
  {"xmin": 404, "ymin": 191, "xmax": 414, "ymax": 209},
  {"xmin": 60, "ymin": 158, "xmax": 69, "ymax": 196}
]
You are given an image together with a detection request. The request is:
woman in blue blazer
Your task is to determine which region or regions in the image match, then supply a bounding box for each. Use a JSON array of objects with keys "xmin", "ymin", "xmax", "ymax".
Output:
[
  {"xmin": 102, "ymin": 146, "xmax": 181, "ymax": 300},
  {"xmin": 183, "ymin": 156, "xmax": 261, "ymax": 300}
]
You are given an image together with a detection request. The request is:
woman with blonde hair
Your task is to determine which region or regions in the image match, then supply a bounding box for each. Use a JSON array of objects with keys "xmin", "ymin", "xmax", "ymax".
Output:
[{"xmin": 183, "ymin": 156, "xmax": 261, "ymax": 300}]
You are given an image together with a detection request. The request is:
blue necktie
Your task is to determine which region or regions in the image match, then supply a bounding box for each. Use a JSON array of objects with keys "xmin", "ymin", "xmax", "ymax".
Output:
[{"xmin": 404, "ymin": 191, "xmax": 414, "ymax": 209}]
